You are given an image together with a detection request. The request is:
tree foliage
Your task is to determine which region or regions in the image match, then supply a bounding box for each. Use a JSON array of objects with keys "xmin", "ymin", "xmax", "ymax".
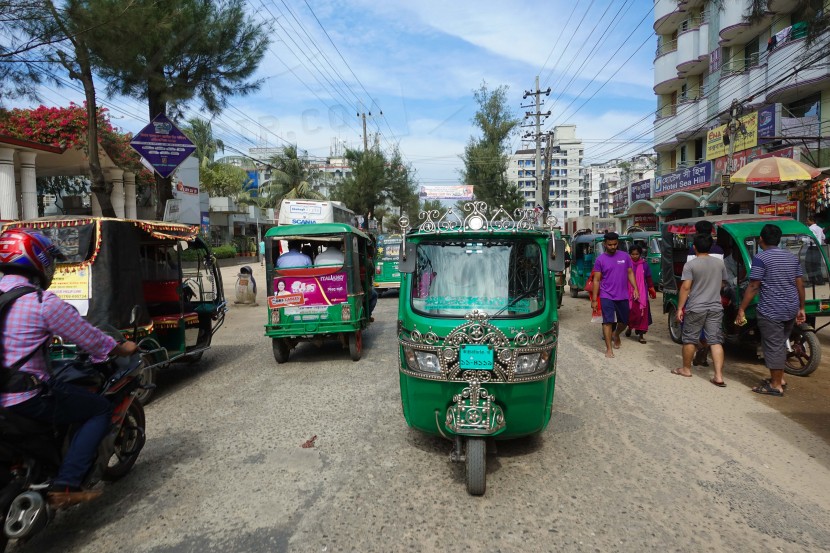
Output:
[
  {"xmin": 200, "ymin": 162, "xmax": 251, "ymax": 199},
  {"xmin": 82, "ymin": 0, "xmax": 270, "ymax": 218},
  {"xmin": 262, "ymin": 145, "xmax": 324, "ymax": 203},
  {"xmin": 331, "ymin": 148, "xmax": 388, "ymax": 218},
  {"xmin": 460, "ymin": 82, "xmax": 522, "ymax": 213},
  {"xmin": 182, "ymin": 118, "xmax": 224, "ymax": 168}
]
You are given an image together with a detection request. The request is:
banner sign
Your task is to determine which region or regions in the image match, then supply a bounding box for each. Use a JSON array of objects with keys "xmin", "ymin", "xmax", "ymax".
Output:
[
  {"xmin": 418, "ymin": 185, "xmax": 474, "ymax": 200},
  {"xmin": 630, "ymin": 179, "xmax": 652, "ymax": 202},
  {"xmin": 756, "ymin": 201, "xmax": 798, "ymax": 216},
  {"xmin": 612, "ymin": 186, "xmax": 629, "ymax": 214},
  {"xmin": 654, "ymin": 161, "xmax": 712, "ymax": 197},
  {"xmin": 130, "ymin": 114, "xmax": 196, "ymax": 178},
  {"xmin": 757, "ymin": 105, "xmax": 776, "ymax": 141},
  {"xmin": 713, "ymin": 146, "xmax": 795, "ymax": 182},
  {"xmin": 706, "ymin": 111, "xmax": 759, "ymax": 160},
  {"xmin": 274, "ymin": 271, "xmax": 348, "ymax": 307},
  {"xmin": 633, "ymin": 214, "xmax": 658, "ymax": 229}
]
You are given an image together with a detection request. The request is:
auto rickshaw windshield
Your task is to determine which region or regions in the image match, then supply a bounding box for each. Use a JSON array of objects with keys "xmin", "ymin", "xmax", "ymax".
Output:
[{"xmin": 411, "ymin": 239, "xmax": 545, "ymax": 317}]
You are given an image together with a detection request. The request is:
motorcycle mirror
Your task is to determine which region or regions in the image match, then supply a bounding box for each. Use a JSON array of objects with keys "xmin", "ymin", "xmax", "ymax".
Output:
[
  {"xmin": 129, "ymin": 305, "xmax": 140, "ymax": 326},
  {"xmin": 549, "ymin": 239, "xmax": 566, "ymax": 273}
]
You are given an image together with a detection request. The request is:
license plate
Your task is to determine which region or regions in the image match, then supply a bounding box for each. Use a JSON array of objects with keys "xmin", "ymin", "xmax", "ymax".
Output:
[{"xmin": 460, "ymin": 344, "xmax": 493, "ymax": 370}]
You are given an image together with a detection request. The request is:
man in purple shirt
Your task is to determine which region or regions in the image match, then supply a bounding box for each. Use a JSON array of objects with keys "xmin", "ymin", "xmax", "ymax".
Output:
[
  {"xmin": 591, "ymin": 232, "xmax": 638, "ymax": 358},
  {"xmin": 0, "ymin": 229, "xmax": 137, "ymax": 506}
]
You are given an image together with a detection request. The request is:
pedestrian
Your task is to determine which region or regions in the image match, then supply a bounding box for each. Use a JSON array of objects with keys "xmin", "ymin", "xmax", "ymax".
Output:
[
  {"xmin": 590, "ymin": 232, "xmax": 638, "ymax": 358},
  {"xmin": 259, "ymin": 239, "xmax": 265, "ymax": 266},
  {"xmin": 623, "ymin": 244, "xmax": 657, "ymax": 343},
  {"xmin": 684, "ymin": 220, "xmax": 724, "ymax": 366},
  {"xmin": 736, "ymin": 224, "xmax": 806, "ymax": 396},
  {"xmin": 672, "ymin": 233, "xmax": 728, "ymax": 387},
  {"xmin": 807, "ymin": 215, "xmax": 825, "ymax": 245}
]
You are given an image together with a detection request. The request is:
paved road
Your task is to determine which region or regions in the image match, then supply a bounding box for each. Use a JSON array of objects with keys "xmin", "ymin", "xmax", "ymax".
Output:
[{"xmin": 14, "ymin": 264, "xmax": 830, "ymax": 552}]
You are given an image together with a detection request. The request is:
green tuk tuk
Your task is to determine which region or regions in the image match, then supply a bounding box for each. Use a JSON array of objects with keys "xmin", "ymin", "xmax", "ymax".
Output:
[
  {"xmin": 374, "ymin": 233, "xmax": 402, "ymax": 294},
  {"xmin": 661, "ymin": 215, "xmax": 830, "ymax": 376},
  {"xmin": 629, "ymin": 231, "xmax": 663, "ymax": 291},
  {"xmin": 568, "ymin": 231, "xmax": 632, "ymax": 297},
  {"xmin": 396, "ymin": 202, "xmax": 566, "ymax": 495},
  {"xmin": 264, "ymin": 223, "xmax": 374, "ymax": 363}
]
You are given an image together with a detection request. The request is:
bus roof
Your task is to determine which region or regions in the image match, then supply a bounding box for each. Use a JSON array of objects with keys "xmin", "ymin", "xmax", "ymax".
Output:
[{"xmin": 265, "ymin": 222, "xmax": 370, "ymax": 240}]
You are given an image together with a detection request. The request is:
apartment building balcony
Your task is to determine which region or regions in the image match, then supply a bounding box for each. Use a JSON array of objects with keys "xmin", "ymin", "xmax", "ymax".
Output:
[
  {"xmin": 718, "ymin": 2, "xmax": 772, "ymax": 47},
  {"xmin": 654, "ymin": 0, "xmax": 683, "ymax": 33},
  {"xmin": 718, "ymin": 63, "xmax": 750, "ymax": 114},
  {"xmin": 655, "ymin": 44, "xmax": 681, "ymax": 93},
  {"xmin": 654, "ymin": 105, "xmax": 679, "ymax": 150},
  {"xmin": 767, "ymin": 0, "xmax": 800, "ymax": 14},
  {"xmin": 675, "ymin": 93, "xmax": 709, "ymax": 138},
  {"xmin": 766, "ymin": 33, "xmax": 830, "ymax": 104},
  {"xmin": 676, "ymin": 21, "xmax": 709, "ymax": 76}
]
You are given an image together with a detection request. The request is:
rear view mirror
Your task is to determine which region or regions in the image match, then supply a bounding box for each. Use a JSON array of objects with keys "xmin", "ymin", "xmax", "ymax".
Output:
[
  {"xmin": 129, "ymin": 305, "xmax": 140, "ymax": 326},
  {"xmin": 399, "ymin": 243, "xmax": 417, "ymax": 273},
  {"xmin": 549, "ymin": 239, "xmax": 566, "ymax": 272}
]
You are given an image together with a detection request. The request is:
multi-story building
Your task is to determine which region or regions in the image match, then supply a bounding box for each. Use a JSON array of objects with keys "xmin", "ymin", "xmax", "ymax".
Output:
[
  {"xmin": 506, "ymin": 124, "xmax": 584, "ymax": 222},
  {"xmin": 581, "ymin": 154, "xmax": 656, "ymax": 228},
  {"xmin": 652, "ymin": 0, "xmax": 829, "ymax": 220}
]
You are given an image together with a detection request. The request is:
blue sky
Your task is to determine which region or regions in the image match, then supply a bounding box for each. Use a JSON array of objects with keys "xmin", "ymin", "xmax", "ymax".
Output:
[{"xmin": 19, "ymin": 0, "xmax": 659, "ymax": 185}]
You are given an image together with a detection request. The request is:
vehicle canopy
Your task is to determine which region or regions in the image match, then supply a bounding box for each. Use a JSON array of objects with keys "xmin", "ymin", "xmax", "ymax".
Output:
[
  {"xmin": 265, "ymin": 222, "xmax": 369, "ymax": 241},
  {"xmin": 2, "ymin": 217, "xmax": 204, "ymax": 330},
  {"xmin": 659, "ymin": 214, "xmax": 827, "ymax": 295}
]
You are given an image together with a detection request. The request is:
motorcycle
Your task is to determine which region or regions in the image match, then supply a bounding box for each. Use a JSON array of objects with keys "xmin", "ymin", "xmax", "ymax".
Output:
[{"xmin": 0, "ymin": 312, "xmax": 146, "ymax": 551}]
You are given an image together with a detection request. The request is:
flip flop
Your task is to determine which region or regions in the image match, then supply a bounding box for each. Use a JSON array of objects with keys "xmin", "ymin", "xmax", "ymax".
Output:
[
  {"xmin": 751, "ymin": 383, "xmax": 784, "ymax": 397},
  {"xmin": 671, "ymin": 368, "xmax": 692, "ymax": 377},
  {"xmin": 638, "ymin": 336, "xmax": 647, "ymax": 344},
  {"xmin": 710, "ymin": 378, "xmax": 726, "ymax": 388}
]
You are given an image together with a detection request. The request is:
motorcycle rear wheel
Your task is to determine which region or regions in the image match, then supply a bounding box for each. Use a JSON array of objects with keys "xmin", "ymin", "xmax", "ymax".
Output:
[{"xmin": 103, "ymin": 401, "xmax": 146, "ymax": 481}]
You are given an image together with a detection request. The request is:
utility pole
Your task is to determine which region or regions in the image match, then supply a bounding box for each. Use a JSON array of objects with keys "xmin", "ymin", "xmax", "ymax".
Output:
[
  {"xmin": 357, "ymin": 111, "xmax": 369, "ymax": 152},
  {"xmin": 541, "ymin": 132, "xmax": 554, "ymax": 214},
  {"xmin": 721, "ymin": 98, "xmax": 746, "ymax": 215},
  {"xmin": 522, "ymin": 78, "xmax": 551, "ymax": 214}
]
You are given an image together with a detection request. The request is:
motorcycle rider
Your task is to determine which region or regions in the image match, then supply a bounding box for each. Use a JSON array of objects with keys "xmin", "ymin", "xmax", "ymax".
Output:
[{"xmin": 0, "ymin": 229, "xmax": 138, "ymax": 506}]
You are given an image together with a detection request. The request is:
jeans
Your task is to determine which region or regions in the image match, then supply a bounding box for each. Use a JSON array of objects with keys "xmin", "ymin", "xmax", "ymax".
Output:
[
  {"xmin": 369, "ymin": 288, "xmax": 378, "ymax": 315},
  {"xmin": 9, "ymin": 381, "xmax": 112, "ymax": 488}
]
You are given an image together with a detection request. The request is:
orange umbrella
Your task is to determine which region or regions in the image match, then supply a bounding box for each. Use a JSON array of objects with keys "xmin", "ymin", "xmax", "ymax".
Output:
[{"xmin": 730, "ymin": 157, "xmax": 821, "ymax": 183}]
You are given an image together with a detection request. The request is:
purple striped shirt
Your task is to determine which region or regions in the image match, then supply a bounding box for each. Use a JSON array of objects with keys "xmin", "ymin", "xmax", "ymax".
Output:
[{"xmin": 1, "ymin": 274, "xmax": 118, "ymax": 407}]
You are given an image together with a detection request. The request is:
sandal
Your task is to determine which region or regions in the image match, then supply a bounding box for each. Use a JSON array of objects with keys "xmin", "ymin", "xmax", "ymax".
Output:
[
  {"xmin": 671, "ymin": 368, "xmax": 692, "ymax": 378},
  {"xmin": 709, "ymin": 378, "xmax": 726, "ymax": 388},
  {"xmin": 751, "ymin": 383, "xmax": 784, "ymax": 397},
  {"xmin": 638, "ymin": 335, "xmax": 647, "ymax": 344},
  {"xmin": 761, "ymin": 378, "xmax": 787, "ymax": 390},
  {"xmin": 624, "ymin": 328, "xmax": 632, "ymax": 337}
]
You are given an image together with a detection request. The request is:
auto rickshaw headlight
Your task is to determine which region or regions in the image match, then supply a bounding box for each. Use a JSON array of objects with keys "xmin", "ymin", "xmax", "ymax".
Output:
[
  {"xmin": 414, "ymin": 351, "xmax": 441, "ymax": 373},
  {"xmin": 515, "ymin": 350, "xmax": 551, "ymax": 375}
]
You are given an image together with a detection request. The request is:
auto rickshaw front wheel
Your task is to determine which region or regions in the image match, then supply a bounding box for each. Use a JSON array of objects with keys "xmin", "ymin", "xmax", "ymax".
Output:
[
  {"xmin": 273, "ymin": 339, "xmax": 290, "ymax": 364},
  {"xmin": 667, "ymin": 305, "xmax": 682, "ymax": 344},
  {"xmin": 349, "ymin": 331, "xmax": 362, "ymax": 361},
  {"xmin": 785, "ymin": 327, "xmax": 820, "ymax": 376},
  {"xmin": 466, "ymin": 438, "xmax": 486, "ymax": 496},
  {"xmin": 569, "ymin": 286, "xmax": 579, "ymax": 298}
]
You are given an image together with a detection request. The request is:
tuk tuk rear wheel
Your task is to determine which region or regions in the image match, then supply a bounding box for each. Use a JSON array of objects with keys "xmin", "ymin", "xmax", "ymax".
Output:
[
  {"xmin": 668, "ymin": 305, "xmax": 682, "ymax": 344},
  {"xmin": 569, "ymin": 286, "xmax": 579, "ymax": 298},
  {"xmin": 785, "ymin": 327, "xmax": 820, "ymax": 376},
  {"xmin": 466, "ymin": 438, "xmax": 486, "ymax": 496},
  {"xmin": 349, "ymin": 331, "xmax": 362, "ymax": 361},
  {"xmin": 134, "ymin": 366, "xmax": 156, "ymax": 405},
  {"xmin": 272, "ymin": 339, "xmax": 290, "ymax": 364}
]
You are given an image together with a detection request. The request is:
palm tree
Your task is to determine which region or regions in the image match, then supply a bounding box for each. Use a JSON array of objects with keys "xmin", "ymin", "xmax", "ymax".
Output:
[
  {"xmin": 183, "ymin": 118, "xmax": 224, "ymax": 168},
  {"xmin": 262, "ymin": 145, "xmax": 325, "ymax": 203}
]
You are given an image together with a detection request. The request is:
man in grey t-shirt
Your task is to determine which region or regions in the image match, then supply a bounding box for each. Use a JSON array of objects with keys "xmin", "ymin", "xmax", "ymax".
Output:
[{"xmin": 673, "ymin": 233, "xmax": 729, "ymax": 386}]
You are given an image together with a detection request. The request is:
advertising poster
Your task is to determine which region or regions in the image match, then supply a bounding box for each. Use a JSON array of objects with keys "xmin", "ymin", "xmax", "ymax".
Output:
[
  {"xmin": 706, "ymin": 111, "xmax": 759, "ymax": 160},
  {"xmin": 272, "ymin": 271, "xmax": 348, "ymax": 307},
  {"xmin": 418, "ymin": 185, "xmax": 474, "ymax": 200},
  {"xmin": 50, "ymin": 265, "xmax": 91, "ymax": 315}
]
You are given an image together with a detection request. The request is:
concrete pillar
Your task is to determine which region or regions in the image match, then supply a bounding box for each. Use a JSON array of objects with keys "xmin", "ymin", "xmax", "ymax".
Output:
[
  {"xmin": 91, "ymin": 193, "xmax": 102, "ymax": 217},
  {"xmin": 0, "ymin": 148, "xmax": 18, "ymax": 220},
  {"xmin": 123, "ymin": 171, "xmax": 137, "ymax": 219},
  {"xmin": 108, "ymin": 168, "xmax": 125, "ymax": 218},
  {"xmin": 19, "ymin": 151, "xmax": 37, "ymax": 220}
]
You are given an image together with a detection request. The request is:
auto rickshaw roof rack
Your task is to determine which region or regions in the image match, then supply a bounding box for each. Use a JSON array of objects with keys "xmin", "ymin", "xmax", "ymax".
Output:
[
  {"xmin": 399, "ymin": 201, "xmax": 557, "ymax": 236},
  {"xmin": 3, "ymin": 216, "xmax": 199, "ymax": 242}
]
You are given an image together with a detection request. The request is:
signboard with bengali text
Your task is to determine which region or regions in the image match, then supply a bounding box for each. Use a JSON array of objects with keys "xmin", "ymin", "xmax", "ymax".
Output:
[
  {"xmin": 706, "ymin": 111, "xmax": 759, "ymax": 160},
  {"xmin": 654, "ymin": 161, "xmax": 712, "ymax": 197},
  {"xmin": 630, "ymin": 179, "xmax": 652, "ymax": 202},
  {"xmin": 273, "ymin": 271, "xmax": 348, "ymax": 307},
  {"xmin": 130, "ymin": 114, "xmax": 196, "ymax": 178},
  {"xmin": 418, "ymin": 185, "xmax": 474, "ymax": 200}
]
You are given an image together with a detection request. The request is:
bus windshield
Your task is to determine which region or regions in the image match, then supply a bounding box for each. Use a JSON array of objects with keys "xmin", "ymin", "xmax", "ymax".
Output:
[{"xmin": 412, "ymin": 239, "xmax": 544, "ymax": 318}]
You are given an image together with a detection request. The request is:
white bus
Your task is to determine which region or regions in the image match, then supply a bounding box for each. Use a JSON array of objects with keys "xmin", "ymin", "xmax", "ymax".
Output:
[{"xmin": 277, "ymin": 200, "xmax": 355, "ymax": 226}]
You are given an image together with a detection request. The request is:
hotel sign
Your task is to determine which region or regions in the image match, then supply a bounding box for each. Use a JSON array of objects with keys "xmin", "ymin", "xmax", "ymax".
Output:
[{"xmin": 654, "ymin": 161, "xmax": 712, "ymax": 197}]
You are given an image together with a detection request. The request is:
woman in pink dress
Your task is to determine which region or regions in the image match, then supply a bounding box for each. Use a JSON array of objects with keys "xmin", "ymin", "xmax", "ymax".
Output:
[{"xmin": 624, "ymin": 245, "xmax": 656, "ymax": 343}]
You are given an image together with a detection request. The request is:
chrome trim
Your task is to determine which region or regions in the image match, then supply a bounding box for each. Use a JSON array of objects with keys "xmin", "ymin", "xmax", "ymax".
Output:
[{"xmin": 445, "ymin": 381, "xmax": 506, "ymax": 435}]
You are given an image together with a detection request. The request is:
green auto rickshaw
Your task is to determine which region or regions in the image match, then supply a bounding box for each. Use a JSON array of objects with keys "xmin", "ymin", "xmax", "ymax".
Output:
[
  {"xmin": 264, "ymin": 223, "xmax": 374, "ymax": 362},
  {"xmin": 374, "ymin": 233, "xmax": 402, "ymax": 294},
  {"xmin": 629, "ymin": 231, "xmax": 663, "ymax": 291},
  {"xmin": 568, "ymin": 231, "xmax": 632, "ymax": 297},
  {"xmin": 661, "ymin": 214, "xmax": 830, "ymax": 376},
  {"xmin": 396, "ymin": 202, "xmax": 566, "ymax": 495}
]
